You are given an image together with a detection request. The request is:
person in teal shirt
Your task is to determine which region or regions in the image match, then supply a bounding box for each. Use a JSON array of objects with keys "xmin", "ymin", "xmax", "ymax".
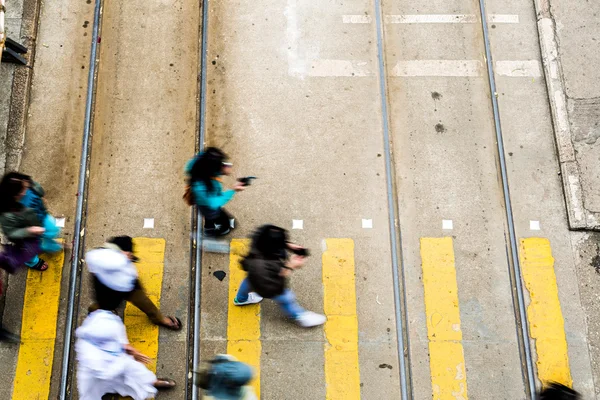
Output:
[
  {"xmin": 197, "ymin": 354, "xmax": 257, "ymax": 400},
  {"xmin": 185, "ymin": 148, "xmax": 246, "ymax": 236}
]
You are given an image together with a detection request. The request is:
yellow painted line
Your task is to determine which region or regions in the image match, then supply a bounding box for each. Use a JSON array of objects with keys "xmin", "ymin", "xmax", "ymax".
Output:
[
  {"xmin": 420, "ymin": 237, "xmax": 468, "ymax": 400},
  {"xmin": 227, "ymin": 239, "xmax": 261, "ymax": 398},
  {"xmin": 123, "ymin": 238, "xmax": 166, "ymax": 373},
  {"xmin": 520, "ymin": 238, "xmax": 572, "ymax": 387},
  {"xmin": 13, "ymin": 246, "xmax": 64, "ymax": 400},
  {"xmin": 323, "ymin": 239, "xmax": 360, "ymax": 400}
]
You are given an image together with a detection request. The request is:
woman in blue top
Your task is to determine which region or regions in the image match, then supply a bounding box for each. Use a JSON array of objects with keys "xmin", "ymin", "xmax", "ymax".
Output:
[{"xmin": 185, "ymin": 148, "xmax": 246, "ymax": 237}]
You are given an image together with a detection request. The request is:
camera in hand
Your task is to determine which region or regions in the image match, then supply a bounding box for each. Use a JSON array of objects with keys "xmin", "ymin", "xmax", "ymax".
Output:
[
  {"xmin": 291, "ymin": 247, "xmax": 310, "ymax": 257},
  {"xmin": 237, "ymin": 176, "xmax": 257, "ymax": 186}
]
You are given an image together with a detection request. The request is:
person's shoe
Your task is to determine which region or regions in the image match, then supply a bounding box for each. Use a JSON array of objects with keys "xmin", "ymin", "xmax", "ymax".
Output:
[
  {"xmin": 204, "ymin": 224, "xmax": 231, "ymax": 237},
  {"xmin": 216, "ymin": 227, "xmax": 231, "ymax": 236},
  {"xmin": 234, "ymin": 292, "xmax": 263, "ymax": 306},
  {"xmin": 295, "ymin": 311, "xmax": 326, "ymax": 328}
]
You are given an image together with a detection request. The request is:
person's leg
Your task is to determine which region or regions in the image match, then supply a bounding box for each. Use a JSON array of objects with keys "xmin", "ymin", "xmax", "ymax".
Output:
[
  {"xmin": 211, "ymin": 208, "xmax": 231, "ymax": 236},
  {"xmin": 24, "ymin": 254, "xmax": 40, "ymax": 268},
  {"xmin": 219, "ymin": 208, "xmax": 235, "ymax": 229},
  {"xmin": 199, "ymin": 206, "xmax": 219, "ymax": 229},
  {"xmin": 234, "ymin": 278, "xmax": 252, "ymax": 303},
  {"xmin": 127, "ymin": 286, "xmax": 165, "ymax": 325},
  {"xmin": 272, "ymin": 289, "xmax": 305, "ymax": 319},
  {"xmin": 1, "ymin": 240, "xmax": 43, "ymax": 272},
  {"xmin": 234, "ymin": 278, "xmax": 263, "ymax": 305}
]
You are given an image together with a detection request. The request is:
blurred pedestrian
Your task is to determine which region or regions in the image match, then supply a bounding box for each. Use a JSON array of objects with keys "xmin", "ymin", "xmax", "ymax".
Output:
[
  {"xmin": 0, "ymin": 172, "xmax": 47, "ymax": 271},
  {"xmin": 539, "ymin": 383, "xmax": 580, "ymax": 400},
  {"xmin": 85, "ymin": 236, "xmax": 182, "ymax": 330},
  {"xmin": 76, "ymin": 285, "xmax": 175, "ymax": 399},
  {"xmin": 184, "ymin": 147, "xmax": 246, "ymax": 237},
  {"xmin": 197, "ymin": 354, "xmax": 257, "ymax": 400},
  {"xmin": 234, "ymin": 225, "xmax": 326, "ymax": 328},
  {"xmin": 18, "ymin": 173, "xmax": 63, "ymax": 254}
]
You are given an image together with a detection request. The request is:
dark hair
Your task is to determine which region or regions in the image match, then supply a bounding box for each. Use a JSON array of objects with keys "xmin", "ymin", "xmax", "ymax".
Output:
[
  {"xmin": 0, "ymin": 172, "xmax": 31, "ymax": 213},
  {"xmin": 539, "ymin": 383, "xmax": 580, "ymax": 400},
  {"xmin": 190, "ymin": 147, "xmax": 227, "ymax": 194},
  {"xmin": 92, "ymin": 276, "xmax": 129, "ymax": 311},
  {"xmin": 108, "ymin": 236, "xmax": 134, "ymax": 253},
  {"xmin": 250, "ymin": 225, "xmax": 289, "ymax": 260}
]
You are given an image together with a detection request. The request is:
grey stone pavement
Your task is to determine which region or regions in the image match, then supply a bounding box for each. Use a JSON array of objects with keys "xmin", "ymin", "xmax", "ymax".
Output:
[
  {"xmin": 1, "ymin": 0, "xmax": 40, "ymax": 177},
  {"xmin": 534, "ymin": 0, "xmax": 600, "ymax": 230}
]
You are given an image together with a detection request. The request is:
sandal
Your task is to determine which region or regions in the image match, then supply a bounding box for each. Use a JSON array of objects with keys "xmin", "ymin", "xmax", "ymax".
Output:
[
  {"xmin": 160, "ymin": 316, "xmax": 182, "ymax": 331},
  {"xmin": 154, "ymin": 378, "xmax": 176, "ymax": 390},
  {"xmin": 29, "ymin": 259, "xmax": 48, "ymax": 271}
]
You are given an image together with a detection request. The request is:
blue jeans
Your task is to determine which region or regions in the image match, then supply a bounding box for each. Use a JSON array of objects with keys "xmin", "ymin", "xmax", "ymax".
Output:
[{"xmin": 235, "ymin": 277, "xmax": 305, "ymax": 319}]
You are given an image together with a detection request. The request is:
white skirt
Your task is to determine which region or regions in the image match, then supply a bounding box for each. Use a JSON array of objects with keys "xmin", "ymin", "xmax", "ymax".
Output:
[{"xmin": 77, "ymin": 353, "xmax": 157, "ymax": 400}]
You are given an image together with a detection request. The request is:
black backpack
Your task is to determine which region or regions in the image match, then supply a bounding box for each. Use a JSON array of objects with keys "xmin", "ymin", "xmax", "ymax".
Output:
[{"xmin": 241, "ymin": 255, "xmax": 286, "ymax": 298}]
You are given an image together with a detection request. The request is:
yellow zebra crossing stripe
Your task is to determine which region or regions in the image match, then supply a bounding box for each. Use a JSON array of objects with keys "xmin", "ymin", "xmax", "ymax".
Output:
[
  {"xmin": 227, "ymin": 239, "xmax": 261, "ymax": 398},
  {"xmin": 323, "ymin": 239, "xmax": 361, "ymax": 400},
  {"xmin": 123, "ymin": 238, "xmax": 166, "ymax": 373},
  {"xmin": 13, "ymin": 247, "xmax": 64, "ymax": 400},
  {"xmin": 420, "ymin": 237, "xmax": 468, "ymax": 400},
  {"xmin": 520, "ymin": 238, "xmax": 572, "ymax": 387}
]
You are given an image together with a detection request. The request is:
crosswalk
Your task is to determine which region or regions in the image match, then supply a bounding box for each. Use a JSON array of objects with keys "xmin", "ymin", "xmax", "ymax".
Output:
[
  {"xmin": 322, "ymin": 239, "xmax": 360, "ymax": 400},
  {"xmin": 8, "ymin": 236, "xmax": 574, "ymax": 398},
  {"xmin": 12, "ymin": 244, "xmax": 64, "ymax": 400},
  {"xmin": 227, "ymin": 239, "xmax": 261, "ymax": 398},
  {"xmin": 519, "ymin": 238, "xmax": 572, "ymax": 387},
  {"xmin": 123, "ymin": 238, "xmax": 166, "ymax": 374},
  {"xmin": 420, "ymin": 238, "xmax": 468, "ymax": 399}
]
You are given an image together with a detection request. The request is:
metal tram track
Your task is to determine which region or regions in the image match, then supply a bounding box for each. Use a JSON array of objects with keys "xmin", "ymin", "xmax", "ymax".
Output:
[
  {"xmin": 56, "ymin": 0, "xmax": 209, "ymax": 398},
  {"xmin": 58, "ymin": 0, "xmax": 103, "ymax": 396},
  {"xmin": 477, "ymin": 0, "xmax": 538, "ymax": 398},
  {"xmin": 58, "ymin": 0, "xmax": 539, "ymax": 399},
  {"xmin": 373, "ymin": 0, "xmax": 413, "ymax": 398},
  {"xmin": 373, "ymin": 0, "xmax": 539, "ymax": 398},
  {"xmin": 188, "ymin": 0, "xmax": 211, "ymax": 397}
]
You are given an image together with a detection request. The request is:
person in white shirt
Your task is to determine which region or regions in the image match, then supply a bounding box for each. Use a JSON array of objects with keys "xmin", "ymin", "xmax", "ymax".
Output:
[
  {"xmin": 85, "ymin": 236, "xmax": 182, "ymax": 330},
  {"xmin": 75, "ymin": 284, "xmax": 175, "ymax": 399}
]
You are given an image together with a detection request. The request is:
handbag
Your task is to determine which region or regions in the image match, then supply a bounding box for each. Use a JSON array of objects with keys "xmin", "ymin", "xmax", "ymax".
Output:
[{"xmin": 183, "ymin": 184, "xmax": 194, "ymax": 206}]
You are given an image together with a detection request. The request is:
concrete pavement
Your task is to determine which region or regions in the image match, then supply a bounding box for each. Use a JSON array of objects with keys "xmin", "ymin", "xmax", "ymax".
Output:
[
  {"xmin": 1, "ymin": 0, "xmax": 600, "ymax": 399},
  {"xmin": 533, "ymin": 0, "xmax": 600, "ymax": 230},
  {"xmin": 75, "ymin": 0, "xmax": 200, "ymax": 398},
  {"xmin": 0, "ymin": 0, "xmax": 42, "ymax": 176},
  {"xmin": 0, "ymin": 0, "xmax": 93, "ymax": 396}
]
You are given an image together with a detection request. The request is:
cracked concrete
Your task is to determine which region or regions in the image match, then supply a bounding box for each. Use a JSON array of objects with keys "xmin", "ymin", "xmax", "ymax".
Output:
[
  {"xmin": 534, "ymin": 0, "xmax": 600, "ymax": 229},
  {"xmin": 572, "ymin": 232, "xmax": 600, "ymax": 397}
]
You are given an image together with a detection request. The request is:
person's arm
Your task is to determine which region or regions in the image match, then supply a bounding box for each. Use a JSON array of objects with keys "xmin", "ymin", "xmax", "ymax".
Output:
[
  {"xmin": 0, "ymin": 213, "xmax": 42, "ymax": 240},
  {"xmin": 120, "ymin": 322, "xmax": 151, "ymax": 364},
  {"xmin": 193, "ymin": 181, "xmax": 236, "ymax": 209},
  {"xmin": 286, "ymin": 242, "xmax": 303, "ymax": 251},
  {"xmin": 123, "ymin": 344, "xmax": 151, "ymax": 364},
  {"xmin": 281, "ymin": 254, "xmax": 305, "ymax": 276}
]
